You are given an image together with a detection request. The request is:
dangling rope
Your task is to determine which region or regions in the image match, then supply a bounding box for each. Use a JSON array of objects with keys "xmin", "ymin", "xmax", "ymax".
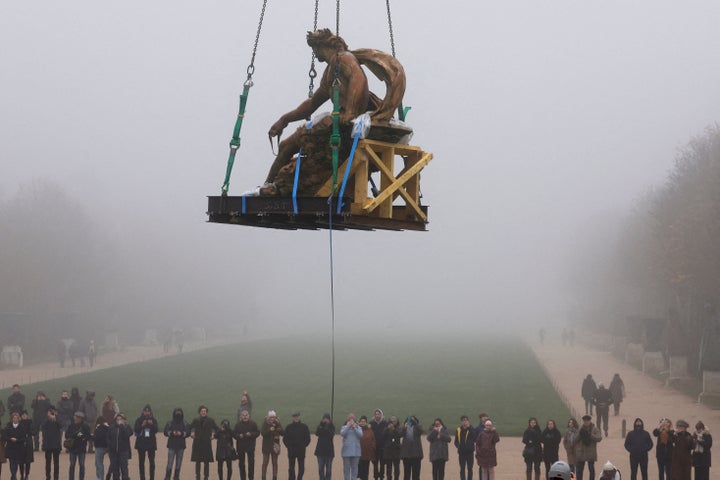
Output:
[
  {"xmin": 221, "ymin": 0, "xmax": 269, "ymax": 195},
  {"xmin": 384, "ymin": 0, "xmax": 408, "ymax": 122}
]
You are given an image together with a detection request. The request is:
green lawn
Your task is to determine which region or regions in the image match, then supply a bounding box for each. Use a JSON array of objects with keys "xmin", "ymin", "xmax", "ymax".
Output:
[{"xmin": 0, "ymin": 336, "xmax": 569, "ymax": 435}]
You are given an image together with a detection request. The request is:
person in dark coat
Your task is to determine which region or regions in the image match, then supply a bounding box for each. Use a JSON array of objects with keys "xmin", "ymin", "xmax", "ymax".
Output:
[
  {"xmin": 541, "ymin": 420, "xmax": 562, "ymax": 476},
  {"xmin": 454, "ymin": 416, "xmax": 477, "ymax": 480},
  {"xmin": 652, "ymin": 418, "xmax": 673, "ymax": 480},
  {"xmin": 164, "ymin": 408, "xmax": 190, "ymax": 480},
  {"xmin": 190, "ymin": 405, "xmax": 218, "ymax": 480},
  {"xmin": 370, "ymin": 410, "xmax": 387, "ymax": 480},
  {"xmin": 80, "ymin": 391, "xmax": 99, "ymax": 453},
  {"xmin": 427, "ymin": 418, "xmax": 450, "ymax": 480},
  {"xmin": 215, "ymin": 420, "xmax": 235, "ymax": 480},
  {"xmin": 234, "ymin": 409, "xmax": 260, "ymax": 480},
  {"xmin": 92, "ymin": 416, "xmax": 110, "ymax": 480},
  {"xmin": 522, "ymin": 418, "xmax": 543, "ymax": 480},
  {"xmin": 593, "ymin": 383, "xmax": 612, "ymax": 438},
  {"xmin": 66, "ymin": 411, "xmax": 91, "ymax": 480},
  {"xmin": 4, "ymin": 412, "xmax": 28, "ymax": 480},
  {"xmin": 692, "ymin": 421, "xmax": 712, "ymax": 480},
  {"xmin": 398, "ymin": 415, "xmax": 423, "ymax": 480},
  {"xmin": 359, "ymin": 416, "xmax": 377, "ymax": 480},
  {"xmin": 19, "ymin": 410, "xmax": 34, "ymax": 480},
  {"xmin": 314, "ymin": 413, "xmax": 335, "ymax": 480},
  {"xmin": 70, "ymin": 388, "xmax": 82, "ymax": 414},
  {"xmin": 474, "ymin": 420, "xmax": 499, "ymax": 480},
  {"xmin": 41, "ymin": 407, "xmax": 63, "ymax": 480},
  {"xmin": 670, "ymin": 420, "xmax": 694, "ymax": 480},
  {"xmin": 56, "ymin": 391, "xmax": 74, "ymax": 433},
  {"xmin": 608, "ymin": 374, "xmax": 625, "ymax": 416},
  {"xmin": 623, "ymin": 418, "xmax": 653, "ymax": 480},
  {"xmin": 581, "ymin": 375, "xmax": 596, "ymax": 416},
  {"xmin": 260, "ymin": 411, "xmax": 283, "ymax": 480},
  {"xmin": 134, "ymin": 405, "xmax": 159, "ymax": 480},
  {"xmin": 283, "ymin": 412, "xmax": 311, "ymax": 480},
  {"xmin": 31, "ymin": 391, "xmax": 52, "ymax": 452},
  {"xmin": 575, "ymin": 415, "xmax": 602, "ymax": 480},
  {"xmin": 7, "ymin": 385, "xmax": 26, "ymax": 416},
  {"xmin": 382, "ymin": 417, "xmax": 402, "ymax": 480},
  {"xmin": 107, "ymin": 412, "xmax": 133, "ymax": 480}
]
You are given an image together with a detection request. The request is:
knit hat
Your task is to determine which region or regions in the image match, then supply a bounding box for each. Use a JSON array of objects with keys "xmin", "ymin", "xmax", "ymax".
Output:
[
  {"xmin": 268, "ymin": 410, "xmax": 277, "ymax": 418},
  {"xmin": 676, "ymin": 419, "xmax": 689, "ymax": 428},
  {"xmin": 548, "ymin": 461, "xmax": 572, "ymax": 480},
  {"xmin": 603, "ymin": 461, "xmax": 616, "ymax": 472}
]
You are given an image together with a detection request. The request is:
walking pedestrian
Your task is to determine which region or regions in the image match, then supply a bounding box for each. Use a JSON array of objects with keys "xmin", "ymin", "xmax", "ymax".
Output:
[
  {"xmin": 623, "ymin": 418, "xmax": 652, "ymax": 480},
  {"xmin": 581, "ymin": 375, "xmax": 597, "ymax": 416},
  {"xmin": 608, "ymin": 374, "xmax": 625, "ymax": 416},
  {"xmin": 593, "ymin": 383, "xmax": 612, "ymax": 437}
]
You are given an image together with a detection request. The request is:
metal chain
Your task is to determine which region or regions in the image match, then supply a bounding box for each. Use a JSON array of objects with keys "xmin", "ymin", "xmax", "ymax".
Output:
[
  {"xmin": 385, "ymin": 0, "xmax": 396, "ymax": 57},
  {"xmin": 307, "ymin": 0, "xmax": 319, "ymax": 98},
  {"xmin": 335, "ymin": 0, "xmax": 340, "ymax": 36},
  {"xmin": 246, "ymin": 0, "xmax": 269, "ymax": 81}
]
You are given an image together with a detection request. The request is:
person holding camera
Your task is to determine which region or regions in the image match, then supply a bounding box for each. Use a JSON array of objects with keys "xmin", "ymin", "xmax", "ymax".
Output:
[
  {"xmin": 41, "ymin": 408, "xmax": 62, "ymax": 480},
  {"xmin": 314, "ymin": 413, "xmax": 335, "ymax": 480},
  {"xmin": 670, "ymin": 420, "xmax": 694, "ymax": 480},
  {"xmin": 652, "ymin": 418, "xmax": 674, "ymax": 480},
  {"xmin": 134, "ymin": 405, "xmax": 159, "ymax": 480},
  {"xmin": 164, "ymin": 408, "xmax": 190, "ymax": 480},
  {"xmin": 260, "ymin": 411, "xmax": 284, "ymax": 480},
  {"xmin": 340, "ymin": 413, "xmax": 363, "ymax": 480},
  {"xmin": 382, "ymin": 416, "xmax": 402, "ymax": 480},
  {"xmin": 108, "ymin": 413, "xmax": 133, "ymax": 480},
  {"xmin": 399, "ymin": 415, "xmax": 424, "ymax": 480},
  {"xmin": 234, "ymin": 409, "xmax": 260, "ymax": 480},
  {"xmin": 66, "ymin": 411, "xmax": 91, "ymax": 480},
  {"xmin": 427, "ymin": 418, "xmax": 451, "ymax": 480},
  {"xmin": 92, "ymin": 416, "xmax": 110, "ymax": 480},
  {"xmin": 692, "ymin": 421, "xmax": 712, "ymax": 480}
]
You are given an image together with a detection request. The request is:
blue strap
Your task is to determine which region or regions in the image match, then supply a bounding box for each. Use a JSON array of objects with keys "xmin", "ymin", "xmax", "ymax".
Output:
[
  {"xmin": 336, "ymin": 126, "xmax": 363, "ymax": 214},
  {"xmin": 241, "ymin": 195, "xmax": 247, "ymax": 215},
  {"xmin": 292, "ymin": 122, "xmax": 314, "ymax": 214}
]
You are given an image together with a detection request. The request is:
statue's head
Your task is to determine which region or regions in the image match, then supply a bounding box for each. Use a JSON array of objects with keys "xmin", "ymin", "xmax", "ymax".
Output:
[{"xmin": 306, "ymin": 28, "xmax": 348, "ymax": 53}]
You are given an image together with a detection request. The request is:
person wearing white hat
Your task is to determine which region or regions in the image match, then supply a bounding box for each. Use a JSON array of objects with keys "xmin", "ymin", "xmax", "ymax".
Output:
[
  {"xmin": 260, "ymin": 411, "xmax": 283, "ymax": 480},
  {"xmin": 599, "ymin": 461, "xmax": 621, "ymax": 480}
]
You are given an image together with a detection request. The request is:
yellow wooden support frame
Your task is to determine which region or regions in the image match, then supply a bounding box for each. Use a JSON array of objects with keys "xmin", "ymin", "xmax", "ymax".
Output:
[{"xmin": 316, "ymin": 139, "xmax": 433, "ymax": 223}]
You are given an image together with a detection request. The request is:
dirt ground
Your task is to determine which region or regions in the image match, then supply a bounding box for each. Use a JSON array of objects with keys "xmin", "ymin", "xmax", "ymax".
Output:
[{"xmin": 3, "ymin": 337, "xmax": 719, "ymax": 480}]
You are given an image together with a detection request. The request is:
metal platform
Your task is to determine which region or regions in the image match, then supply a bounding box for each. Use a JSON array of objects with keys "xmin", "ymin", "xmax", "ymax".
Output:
[{"xmin": 207, "ymin": 195, "xmax": 428, "ymax": 231}]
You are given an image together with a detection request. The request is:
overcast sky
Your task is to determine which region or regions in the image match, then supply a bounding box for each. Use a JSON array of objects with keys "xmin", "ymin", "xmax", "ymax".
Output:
[{"xmin": 2, "ymin": 1, "xmax": 719, "ymax": 334}]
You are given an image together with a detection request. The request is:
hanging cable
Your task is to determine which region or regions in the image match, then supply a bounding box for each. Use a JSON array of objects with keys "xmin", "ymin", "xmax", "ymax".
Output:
[
  {"xmin": 327, "ymin": 196, "xmax": 336, "ymax": 421},
  {"xmin": 307, "ymin": 0, "xmax": 319, "ymax": 101},
  {"xmin": 335, "ymin": 0, "xmax": 341, "ymax": 36},
  {"xmin": 384, "ymin": 0, "xmax": 407, "ymax": 122}
]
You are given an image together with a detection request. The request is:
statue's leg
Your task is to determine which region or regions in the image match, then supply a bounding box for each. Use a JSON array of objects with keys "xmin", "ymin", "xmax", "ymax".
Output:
[{"xmin": 265, "ymin": 130, "xmax": 302, "ymax": 184}]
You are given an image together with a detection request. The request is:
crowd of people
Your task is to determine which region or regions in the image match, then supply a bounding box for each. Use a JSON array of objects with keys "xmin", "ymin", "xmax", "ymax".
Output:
[{"xmin": 0, "ymin": 384, "xmax": 714, "ymax": 480}]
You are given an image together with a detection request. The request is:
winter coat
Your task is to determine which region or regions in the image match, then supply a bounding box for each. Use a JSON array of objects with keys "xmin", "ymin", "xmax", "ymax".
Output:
[
  {"xmin": 370, "ymin": 419, "xmax": 387, "ymax": 454},
  {"xmin": 541, "ymin": 427, "xmax": 562, "ymax": 464},
  {"xmin": 164, "ymin": 418, "xmax": 190, "ymax": 450},
  {"xmin": 31, "ymin": 398, "xmax": 52, "ymax": 431},
  {"xmin": 70, "ymin": 390, "xmax": 81, "ymax": 413},
  {"xmin": 426, "ymin": 427, "xmax": 450, "ymax": 462},
  {"xmin": 190, "ymin": 416, "xmax": 217, "ymax": 462},
  {"xmin": 93, "ymin": 422, "xmax": 110, "ymax": 449},
  {"xmin": 522, "ymin": 426, "xmax": 543, "ymax": 461},
  {"xmin": 454, "ymin": 425, "xmax": 477, "ymax": 455},
  {"xmin": 102, "ymin": 400, "xmax": 119, "ymax": 423},
  {"xmin": 562, "ymin": 427, "xmax": 578, "ymax": 466},
  {"xmin": 260, "ymin": 418, "xmax": 284, "ymax": 455},
  {"xmin": 581, "ymin": 377, "xmax": 597, "ymax": 401},
  {"xmin": 2, "ymin": 422, "xmax": 27, "ymax": 461},
  {"xmin": 593, "ymin": 387, "xmax": 613, "ymax": 410},
  {"xmin": 56, "ymin": 398, "xmax": 74, "ymax": 426},
  {"xmin": 609, "ymin": 376, "xmax": 625, "ymax": 404},
  {"xmin": 215, "ymin": 427, "xmax": 235, "ymax": 461},
  {"xmin": 360, "ymin": 426, "xmax": 377, "ymax": 461},
  {"xmin": 79, "ymin": 397, "xmax": 98, "ymax": 424},
  {"xmin": 236, "ymin": 394, "xmax": 253, "ymax": 421},
  {"xmin": 314, "ymin": 421, "xmax": 336, "ymax": 458},
  {"xmin": 283, "ymin": 421, "xmax": 311, "ymax": 458},
  {"xmin": 574, "ymin": 423, "xmax": 602, "ymax": 462},
  {"xmin": 134, "ymin": 413, "xmax": 159, "ymax": 451},
  {"xmin": 475, "ymin": 428, "xmax": 499, "ymax": 468},
  {"xmin": 7, "ymin": 392, "xmax": 26, "ymax": 414},
  {"xmin": 340, "ymin": 423, "xmax": 363, "ymax": 458},
  {"xmin": 692, "ymin": 431, "xmax": 712, "ymax": 469},
  {"xmin": 399, "ymin": 424, "xmax": 424, "ymax": 460},
  {"xmin": 383, "ymin": 424, "xmax": 403, "ymax": 461},
  {"xmin": 670, "ymin": 430, "xmax": 695, "ymax": 480},
  {"xmin": 41, "ymin": 419, "xmax": 63, "ymax": 451},
  {"xmin": 653, "ymin": 427, "xmax": 674, "ymax": 462},
  {"xmin": 21, "ymin": 419, "xmax": 34, "ymax": 463},
  {"xmin": 624, "ymin": 420, "xmax": 653, "ymax": 459},
  {"xmin": 234, "ymin": 419, "xmax": 260, "ymax": 453},
  {"xmin": 66, "ymin": 421, "xmax": 91, "ymax": 454},
  {"xmin": 107, "ymin": 423, "xmax": 133, "ymax": 454},
  {"xmin": 0, "ymin": 427, "xmax": 6, "ymax": 464}
]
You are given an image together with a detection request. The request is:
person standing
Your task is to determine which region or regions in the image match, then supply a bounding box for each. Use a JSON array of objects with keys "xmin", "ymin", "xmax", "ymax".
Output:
[
  {"xmin": 67, "ymin": 411, "xmax": 91, "ymax": 480},
  {"xmin": 283, "ymin": 412, "xmax": 311, "ymax": 480},
  {"xmin": 234, "ymin": 410, "xmax": 260, "ymax": 480},
  {"xmin": 80, "ymin": 391, "xmax": 99, "ymax": 453},
  {"xmin": 41, "ymin": 408, "xmax": 62, "ymax": 480},
  {"xmin": 260, "ymin": 411, "xmax": 283, "ymax": 480},
  {"xmin": 107, "ymin": 413, "xmax": 133, "ymax": 480},
  {"xmin": 359, "ymin": 416, "xmax": 377, "ymax": 480},
  {"xmin": 70, "ymin": 388, "xmax": 82, "ymax": 414},
  {"xmin": 562, "ymin": 418, "xmax": 579, "ymax": 474},
  {"xmin": 670, "ymin": 420, "xmax": 694, "ymax": 480},
  {"xmin": 101, "ymin": 397, "xmax": 119, "ymax": 427},
  {"xmin": 134, "ymin": 405, "xmax": 159, "ymax": 480},
  {"xmin": 399, "ymin": 416, "xmax": 423, "ymax": 480},
  {"xmin": 190, "ymin": 406, "xmax": 217, "ymax": 480},
  {"xmin": 314, "ymin": 414, "xmax": 335, "ymax": 480},
  {"xmin": 593, "ymin": 383, "xmax": 612, "ymax": 437},
  {"xmin": 541, "ymin": 420, "xmax": 561, "ymax": 476},
  {"xmin": 691, "ymin": 421, "xmax": 712, "ymax": 480},
  {"xmin": 92, "ymin": 416, "xmax": 110, "ymax": 480},
  {"xmin": 8, "ymin": 386, "xmax": 26, "ymax": 416},
  {"xmin": 340, "ymin": 414, "xmax": 362, "ymax": 480},
  {"xmin": 57, "ymin": 391, "xmax": 74, "ymax": 434},
  {"xmin": 581, "ymin": 376, "xmax": 596, "ymax": 417},
  {"xmin": 236, "ymin": 391, "xmax": 253, "ymax": 421},
  {"xmin": 475, "ymin": 420, "xmax": 499, "ymax": 480},
  {"xmin": 88, "ymin": 340, "xmax": 97, "ymax": 367},
  {"xmin": 624, "ymin": 418, "xmax": 653, "ymax": 480},
  {"xmin": 31, "ymin": 392, "xmax": 52, "ymax": 452},
  {"xmin": 382, "ymin": 417, "xmax": 402, "ymax": 480},
  {"xmin": 19, "ymin": 411, "xmax": 34, "ymax": 480},
  {"xmin": 454, "ymin": 416, "xmax": 477, "ymax": 480},
  {"xmin": 427, "ymin": 418, "xmax": 450, "ymax": 480},
  {"xmin": 3, "ymin": 412, "xmax": 28, "ymax": 480},
  {"xmin": 522, "ymin": 418, "xmax": 543, "ymax": 480},
  {"xmin": 215, "ymin": 420, "xmax": 235, "ymax": 480},
  {"xmin": 608, "ymin": 374, "xmax": 625, "ymax": 416},
  {"xmin": 652, "ymin": 418, "xmax": 673, "ymax": 480},
  {"xmin": 574, "ymin": 415, "xmax": 601, "ymax": 480},
  {"xmin": 163, "ymin": 408, "xmax": 190, "ymax": 480},
  {"xmin": 370, "ymin": 410, "xmax": 387, "ymax": 480}
]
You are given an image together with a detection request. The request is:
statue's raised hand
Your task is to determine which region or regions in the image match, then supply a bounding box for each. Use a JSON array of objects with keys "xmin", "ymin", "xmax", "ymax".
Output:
[{"xmin": 268, "ymin": 117, "xmax": 288, "ymax": 138}]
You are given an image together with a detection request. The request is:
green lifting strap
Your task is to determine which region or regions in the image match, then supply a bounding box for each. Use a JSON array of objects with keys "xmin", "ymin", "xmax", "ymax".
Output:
[
  {"xmin": 329, "ymin": 80, "xmax": 341, "ymax": 193},
  {"xmin": 221, "ymin": 82, "xmax": 252, "ymax": 195}
]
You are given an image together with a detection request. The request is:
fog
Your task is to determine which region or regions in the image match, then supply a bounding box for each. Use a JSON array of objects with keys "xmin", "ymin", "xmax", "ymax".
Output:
[{"xmin": 2, "ymin": 1, "xmax": 720, "ymax": 348}]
